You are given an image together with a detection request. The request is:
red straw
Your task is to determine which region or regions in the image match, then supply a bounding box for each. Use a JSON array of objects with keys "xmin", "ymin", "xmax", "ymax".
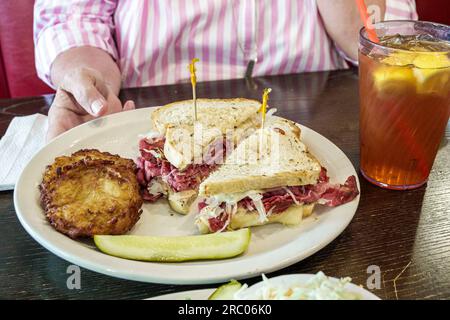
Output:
[{"xmin": 356, "ymin": 0, "xmax": 380, "ymax": 43}]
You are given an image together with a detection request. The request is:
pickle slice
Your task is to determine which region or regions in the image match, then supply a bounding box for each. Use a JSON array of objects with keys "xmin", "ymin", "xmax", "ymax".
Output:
[
  {"xmin": 208, "ymin": 280, "xmax": 243, "ymax": 300},
  {"xmin": 94, "ymin": 228, "xmax": 251, "ymax": 262}
]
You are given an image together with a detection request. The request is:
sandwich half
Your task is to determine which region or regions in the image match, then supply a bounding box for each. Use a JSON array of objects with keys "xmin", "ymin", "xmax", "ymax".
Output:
[
  {"xmin": 195, "ymin": 117, "xmax": 359, "ymax": 233},
  {"xmin": 136, "ymin": 98, "xmax": 261, "ymax": 214}
]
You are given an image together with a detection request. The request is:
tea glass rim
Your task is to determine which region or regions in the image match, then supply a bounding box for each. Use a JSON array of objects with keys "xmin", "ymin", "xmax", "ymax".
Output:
[{"xmin": 359, "ymin": 20, "xmax": 450, "ymax": 55}]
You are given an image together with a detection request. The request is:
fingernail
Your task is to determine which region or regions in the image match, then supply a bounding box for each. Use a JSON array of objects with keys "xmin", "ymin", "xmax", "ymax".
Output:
[{"xmin": 91, "ymin": 100, "xmax": 104, "ymax": 114}]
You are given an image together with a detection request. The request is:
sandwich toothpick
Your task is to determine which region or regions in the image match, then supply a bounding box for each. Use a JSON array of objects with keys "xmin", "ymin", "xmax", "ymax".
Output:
[
  {"xmin": 189, "ymin": 58, "xmax": 199, "ymax": 122},
  {"xmin": 259, "ymin": 88, "xmax": 272, "ymax": 129},
  {"xmin": 258, "ymin": 88, "xmax": 272, "ymax": 152}
]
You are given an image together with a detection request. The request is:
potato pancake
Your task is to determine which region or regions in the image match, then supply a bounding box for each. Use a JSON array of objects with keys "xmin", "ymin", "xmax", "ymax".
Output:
[
  {"xmin": 41, "ymin": 149, "xmax": 135, "ymax": 185},
  {"xmin": 40, "ymin": 150, "xmax": 143, "ymax": 238}
]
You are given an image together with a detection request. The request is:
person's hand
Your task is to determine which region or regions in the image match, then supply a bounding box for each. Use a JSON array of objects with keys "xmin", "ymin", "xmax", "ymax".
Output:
[{"xmin": 46, "ymin": 67, "xmax": 135, "ymax": 141}]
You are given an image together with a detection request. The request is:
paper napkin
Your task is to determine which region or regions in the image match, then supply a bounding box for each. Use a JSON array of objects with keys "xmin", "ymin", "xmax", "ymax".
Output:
[{"xmin": 0, "ymin": 114, "xmax": 48, "ymax": 191}]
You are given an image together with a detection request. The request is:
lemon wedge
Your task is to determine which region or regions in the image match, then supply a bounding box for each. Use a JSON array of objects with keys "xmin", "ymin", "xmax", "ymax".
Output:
[
  {"xmin": 413, "ymin": 53, "xmax": 450, "ymax": 95},
  {"xmin": 415, "ymin": 69, "xmax": 450, "ymax": 95},
  {"xmin": 94, "ymin": 228, "xmax": 251, "ymax": 262},
  {"xmin": 373, "ymin": 52, "xmax": 416, "ymax": 94},
  {"xmin": 413, "ymin": 52, "xmax": 450, "ymax": 69},
  {"xmin": 373, "ymin": 65, "xmax": 416, "ymax": 94},
  {"xmin": 382, "ymin": 51, "xmax": 416, "ymax": 67},
  {"xmin": 373, "ymin": 51, "xmax": 450, "ymax": 95}
]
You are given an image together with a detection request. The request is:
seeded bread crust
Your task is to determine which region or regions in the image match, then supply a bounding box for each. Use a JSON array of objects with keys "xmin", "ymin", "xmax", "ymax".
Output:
[
  {"xmin": 200, "ymin": 170, "xmax": 320, "ymax": 196},
  {"xmin": 163, "ymin": 113, "xmax": 261, "ymax": 170},
  {"xmin": 151, "ymin": 98, "xmax": 261, "ymax": 135},
  {"xmin": 199, "ymin": 118, "xmax": 321, "ymax": 196}
]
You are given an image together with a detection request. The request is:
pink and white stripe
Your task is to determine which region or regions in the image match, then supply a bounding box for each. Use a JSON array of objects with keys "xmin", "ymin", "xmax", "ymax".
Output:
[{"xmin": 34, "ymin": 0, "xmax": 418, "ymax": 89}]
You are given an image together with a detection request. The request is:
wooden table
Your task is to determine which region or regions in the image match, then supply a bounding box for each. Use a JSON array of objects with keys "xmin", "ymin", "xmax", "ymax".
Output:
[{"xmin": 1, "ymin": 69, "xmax": 449, "ymax": 300}]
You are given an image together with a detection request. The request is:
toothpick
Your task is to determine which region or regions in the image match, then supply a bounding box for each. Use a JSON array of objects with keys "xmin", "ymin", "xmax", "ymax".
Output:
[
  {"xmin": 259, "ymin": 88, "xmax": 272, "ymax": 129},
  {"xmin": 189, "ymin": 58, "xmax": 199, "ymax": 122},
  {"xmin": 258, "ymin": 88, "xmax": 272, "ymax": 153}
]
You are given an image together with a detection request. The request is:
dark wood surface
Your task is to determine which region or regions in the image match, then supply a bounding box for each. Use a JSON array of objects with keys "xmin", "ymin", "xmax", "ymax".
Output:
[{"xmin": 1, "ymin": 69, "xmax": 449, "ymax": 300}]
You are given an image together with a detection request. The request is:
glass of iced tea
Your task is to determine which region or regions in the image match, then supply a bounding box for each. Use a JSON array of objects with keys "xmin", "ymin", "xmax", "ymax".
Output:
[{"xmin": 359, "ymin": 21, "xmax": 450, "ymax": 190}]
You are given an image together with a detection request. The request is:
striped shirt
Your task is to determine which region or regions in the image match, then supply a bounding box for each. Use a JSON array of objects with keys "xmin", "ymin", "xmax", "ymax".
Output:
[{"xmin": 34, "ymin": 0, "xmax": 418, "ymax": 89}]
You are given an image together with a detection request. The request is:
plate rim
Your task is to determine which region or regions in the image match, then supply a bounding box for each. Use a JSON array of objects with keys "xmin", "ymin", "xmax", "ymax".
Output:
[
  {"xmin": 148, "ymin": 273, "xmax": 380, "ymax": 300},
  {"xmin": 14, "ymin": 107, "xmax": 360, "ymax": 284}
]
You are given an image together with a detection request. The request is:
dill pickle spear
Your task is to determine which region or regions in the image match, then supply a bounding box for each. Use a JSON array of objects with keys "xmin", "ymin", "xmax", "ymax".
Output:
[
  {"xmin": 94, "ymin": 228, "xmax": 251, "ymax": 262},
  {"xmin": 208, "ymin": 280, "xmax": 243, "ymax": 300}
]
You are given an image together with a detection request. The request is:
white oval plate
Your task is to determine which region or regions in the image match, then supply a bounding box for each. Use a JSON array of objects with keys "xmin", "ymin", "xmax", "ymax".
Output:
[
  {"xmin": 14, "ymin": 107, "xmax": 360, "ymax": 285},
  {"xmin": 149, "ymin": 274, "xmax": 380, "ymax": 300}
]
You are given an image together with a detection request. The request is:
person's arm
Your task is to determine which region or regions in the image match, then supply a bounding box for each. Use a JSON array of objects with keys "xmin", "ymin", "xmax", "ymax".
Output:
[
  {"xmin": 317, "ymin": 0, "xmax": 386, "ymax": 61},
  {"xmin": 34, "ymin": 0, "xmax": 134, "ymax": 140}
]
